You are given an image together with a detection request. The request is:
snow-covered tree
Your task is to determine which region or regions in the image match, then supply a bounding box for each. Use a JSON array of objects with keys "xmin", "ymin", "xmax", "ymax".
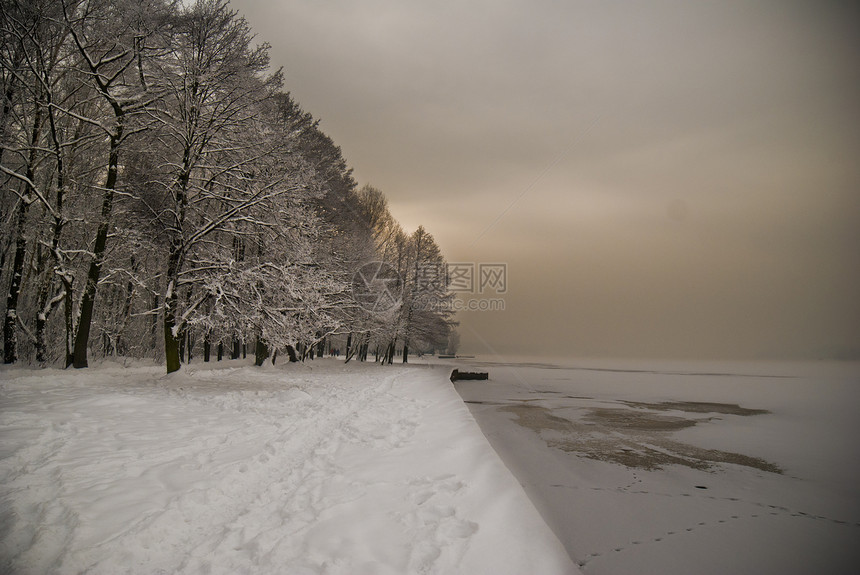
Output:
[
  {"xmin": 347, "ymin": 187, "xmax": 457, "ymax": 364},
  {"xmin": 400, "ymin": 226, "xmax": 455, "ymax": 362},
  {"xmin": 1, "ymin": 0, "xmax": 458, "ymax": 371},
  {"xmin": 60, "ymin": 0, "xmax": 168, "ymax": 368},
  {"xmin": 1, "ymin": 0, "xmax": 68, "ymax": 364},
  {"xmin": 139, "ymin": 0, "xmax": 313, "ymax": 373}
]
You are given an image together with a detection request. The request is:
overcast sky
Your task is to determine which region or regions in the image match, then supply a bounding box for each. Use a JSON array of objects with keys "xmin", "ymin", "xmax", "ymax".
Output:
[{"xmin": 232, "ymin": 0, "xmax": 860, "ymax": 360}]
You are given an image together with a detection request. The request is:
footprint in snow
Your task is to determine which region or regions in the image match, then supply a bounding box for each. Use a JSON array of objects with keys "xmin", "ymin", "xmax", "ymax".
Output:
[{"xmin": 412, "ymin": 491, "xmax": 434, "ymax": 506}]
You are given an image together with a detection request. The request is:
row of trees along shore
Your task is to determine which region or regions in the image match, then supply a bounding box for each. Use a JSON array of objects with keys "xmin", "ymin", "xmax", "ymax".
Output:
[{"xmin": 1, "ymin": 0, "xmax": 458, "ymax": 373}]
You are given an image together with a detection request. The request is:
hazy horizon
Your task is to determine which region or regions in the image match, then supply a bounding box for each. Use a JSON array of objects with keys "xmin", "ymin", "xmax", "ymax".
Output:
[{"xmin": 233, "ymin": 0, "xmax": 860, "ymax": 360}]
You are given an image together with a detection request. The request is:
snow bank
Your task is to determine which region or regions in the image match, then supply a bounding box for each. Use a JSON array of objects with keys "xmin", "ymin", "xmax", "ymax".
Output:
[{"xmin": 0, "ymin": 359, "xmax": 578, "ymax": 574}]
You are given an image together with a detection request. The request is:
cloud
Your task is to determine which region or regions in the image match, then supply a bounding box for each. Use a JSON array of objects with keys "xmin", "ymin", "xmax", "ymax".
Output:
[{"xmin": 233, "ymin": 0, "xmax": 860, "ymax": 358}]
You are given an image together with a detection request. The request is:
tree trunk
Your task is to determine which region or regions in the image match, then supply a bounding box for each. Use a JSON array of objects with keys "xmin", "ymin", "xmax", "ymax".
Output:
[
  {"xmin": 150, "ymin": 293, "xmax": 159, "ymax": 355},
  {"xmin": 163, "ymin": 282, "xmax": 181, "ymax": 374},
  {"xmin": 164, "ymin": 318, "xmax": 181, "ymax": 373},
  {"xmin": 63, "ymin": 276, "xmax": 74, "ymax": 367},
  {"xmin": 203, "ymin": 331, "xmax": 211, "ymax": 361},
  {"xmin": 178, "ymin": 328, "xmax": 186, "ymax": 363},
  {"xmin": 35, "ymin": 313, "xmax": 47, "ymax": 365},
  {"xmin": 34, "ymin": 86, "xmax": 70, "ymax": 366},
  {"xmin": 163, "ymin": 245, "xmax": 183, "ymax": 374},
  {"xmin": 115, "ymin": 264, "xmax": 135, "ymax": 356},
  {"xmin": 3, "ymin": 102, "xmax": 42, "ymax": 364},
  {"xmin": 3, "ymin": 197, "xmax": 30, "ymax": 364},
  {"xmin": 344, "ymin": 333, "xmax": 356, "ymax": 363},
  {"xmin": 34, "ymin": 242, "xmax": 52, "ymax": 365},
  {"xmin": 286, "ymin": 344, "xmax": 298, "ymax": 362},
  {"xmin": 72, "ymin": 128, "xmax": 122, "ymax": 368},
  {"xmin": 254, "ymin": 337, "xmax": 269, "ymax": 366},
  {"xmin": 383, "ymin": 340, "xmax": 396, "ymax": 365}
]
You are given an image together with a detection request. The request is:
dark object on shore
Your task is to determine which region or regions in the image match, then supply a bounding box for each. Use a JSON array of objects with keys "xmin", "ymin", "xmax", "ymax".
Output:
[
  {"xmin": 450, "ymin": 369, "xmax": 489, "ymax": 382},
  {"xmin": 438, "ymin": 355, "xmax": 457, "ymax": 359}
]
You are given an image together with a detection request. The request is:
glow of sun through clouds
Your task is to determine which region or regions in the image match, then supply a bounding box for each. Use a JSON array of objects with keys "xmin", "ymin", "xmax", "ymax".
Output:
[{"xmin": 234, "ymin": 0, "xmax": 860, "ymax": 359}]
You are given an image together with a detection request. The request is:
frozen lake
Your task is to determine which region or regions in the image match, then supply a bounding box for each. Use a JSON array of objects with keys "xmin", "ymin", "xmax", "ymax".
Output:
[{"xmin": 451, "ymin": 357, "xmax": 860, "ymax": 575}]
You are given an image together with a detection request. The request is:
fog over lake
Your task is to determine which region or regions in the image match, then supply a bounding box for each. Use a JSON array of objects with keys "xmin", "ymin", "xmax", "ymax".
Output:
[{"xmin": 234, "ymin": 0, "xmax": 860, "ymax": 360}]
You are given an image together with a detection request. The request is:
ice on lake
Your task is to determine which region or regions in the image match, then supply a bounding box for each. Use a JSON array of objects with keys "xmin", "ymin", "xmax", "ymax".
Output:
[{"xmin": 452, "ymin": 357, "xmax": 860, "ymax": 575}]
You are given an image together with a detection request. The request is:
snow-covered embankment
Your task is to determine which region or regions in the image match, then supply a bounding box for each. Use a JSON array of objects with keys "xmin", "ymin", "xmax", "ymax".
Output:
[{"xmin": 0, "ymin": 360, "xmax": 579, "ymax": 574}]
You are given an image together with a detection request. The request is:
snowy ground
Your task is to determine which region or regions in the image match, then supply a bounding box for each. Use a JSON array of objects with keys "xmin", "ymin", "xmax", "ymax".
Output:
[
  {"xmin": 452, "ymin": 357, "xmax": 860, "ymax": 575},
  {"xmin": 0, "ymin": 359, "xmax": 578, "ymax": 574}
]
